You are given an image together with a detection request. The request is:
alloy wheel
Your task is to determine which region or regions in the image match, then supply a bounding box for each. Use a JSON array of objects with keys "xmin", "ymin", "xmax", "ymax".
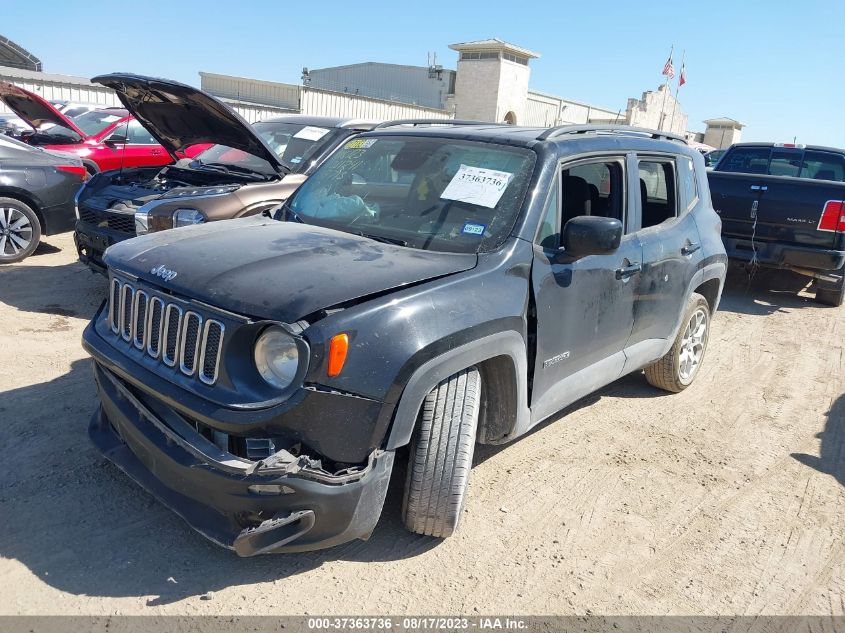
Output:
[
  {"xmin": 0, "ymin": 206, "xmax": 33, "ymax": 258},
  {"xmin": 678, "ymin": 307, "xmax": 708, "ymax": 383}
]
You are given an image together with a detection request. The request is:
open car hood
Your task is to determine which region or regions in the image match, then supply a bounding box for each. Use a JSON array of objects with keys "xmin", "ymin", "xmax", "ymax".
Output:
[
  {"xmin": 103, "ymin": 217, "xmax": 477, "ymax": 323},
  {"xmin": 92, "ymin": 73, "xmax": 285, "ymax": 171},
  {"xmin": 0, "ymin": 82, "xmax": 85, "ymax": 139}
]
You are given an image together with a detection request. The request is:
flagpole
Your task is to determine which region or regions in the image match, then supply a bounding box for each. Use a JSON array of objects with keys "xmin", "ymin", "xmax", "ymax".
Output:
[
  {"xmin": 669, "ymin": 50, "xmax": 685, "ymax": 133},
  {"xmin": 659, "ymin": 45, "xmax": 673, "ymax": 131}
]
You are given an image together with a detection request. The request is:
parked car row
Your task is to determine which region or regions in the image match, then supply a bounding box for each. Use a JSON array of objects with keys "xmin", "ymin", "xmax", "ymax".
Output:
[{"xmin": 3, "ymin": 70, "xmax": 841, "ymax": 557}]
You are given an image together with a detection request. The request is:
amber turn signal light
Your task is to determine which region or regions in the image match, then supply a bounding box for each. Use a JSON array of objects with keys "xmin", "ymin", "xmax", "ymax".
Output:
[{"xmin": 327, "ymin": 333, "xmax": 349, "ymax": 377}]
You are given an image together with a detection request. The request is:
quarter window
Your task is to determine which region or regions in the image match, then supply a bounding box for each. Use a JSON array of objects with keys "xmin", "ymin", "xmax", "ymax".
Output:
[
  {"xmin": 638, "ymin": 160, "xmax": 677, "ymax": 228},
  {"xmin": 679, "ymin": 157, "xmax": 698, "ymax": 211}
]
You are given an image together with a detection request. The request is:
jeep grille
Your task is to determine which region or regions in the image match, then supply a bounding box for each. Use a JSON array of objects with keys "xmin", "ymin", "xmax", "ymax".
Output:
[{"xmin": 108, "ymin": 277, "xmax": 225, "ymax": 385}]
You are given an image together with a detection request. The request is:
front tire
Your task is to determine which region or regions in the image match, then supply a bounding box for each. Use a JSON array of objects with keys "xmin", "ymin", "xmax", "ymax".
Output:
[
  {"xmin": 402, "ymin": 367, "xmax": 481, "ymax": 538},
  {"xmin": 644, "ymin": 292, "xmax": 711, "ymax": 392},
  {"xmin": 0, "ymin": 198, "xmax": 41, "ymax": 264}
]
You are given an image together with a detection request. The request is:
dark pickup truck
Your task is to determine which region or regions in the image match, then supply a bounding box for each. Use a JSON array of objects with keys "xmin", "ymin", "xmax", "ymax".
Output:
[{"xmin": 708, "ymin": 142, "xmax": 845, "ymax": 305}]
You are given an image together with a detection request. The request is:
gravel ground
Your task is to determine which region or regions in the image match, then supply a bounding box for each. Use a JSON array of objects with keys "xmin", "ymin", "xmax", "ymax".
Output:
[{"xmin": 1, "ymin": 232, "xmax": 843, "ymax": 615}]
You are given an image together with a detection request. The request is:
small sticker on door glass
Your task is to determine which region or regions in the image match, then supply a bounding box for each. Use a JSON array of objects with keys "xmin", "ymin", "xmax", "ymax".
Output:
[
  {"xmin": 293, "ymin": 126, "xmax": 330, "ymax": 141},
  {"xmin": 441, "ymin": 164, "xmax": 513, "ymax": 209}
]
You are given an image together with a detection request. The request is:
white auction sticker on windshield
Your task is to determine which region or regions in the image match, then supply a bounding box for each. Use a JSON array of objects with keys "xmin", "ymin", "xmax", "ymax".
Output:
[
  {"xmin": 293, "ymin": 126, "xmax": 330, "ymax": 141},
  {"xmin": 440, "ymin": 164, "xmax": 513, "ymax": 209}
]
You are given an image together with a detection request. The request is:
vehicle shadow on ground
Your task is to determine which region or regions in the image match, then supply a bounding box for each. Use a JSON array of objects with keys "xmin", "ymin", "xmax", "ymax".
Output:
[
  {"xmin": 0, "ymin": 359, "xmax": 438, "ymax": 607},
  {"xmin": 719, "ymin": 263, "xmax": 816, "ymax": 316},
  {"xmin": 0, "ymin": 259, "xmax": 106, "ymax": 317},
  {"xmin": 791, "ymin": 393, "xmax": 845, "ymax": 488}
]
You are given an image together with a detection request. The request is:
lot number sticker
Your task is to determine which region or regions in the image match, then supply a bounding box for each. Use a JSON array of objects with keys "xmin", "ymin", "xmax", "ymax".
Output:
[
  {"xmin": 345, "ymin": 138, "xmax": 378, "ymax": 149},
  {"xmin": 441, "ymin": 164, "xmax": 513, "ymax": 209},
  {"xmin": 293, "ymin": 126, "xmax": 331, "ymax": 141}
]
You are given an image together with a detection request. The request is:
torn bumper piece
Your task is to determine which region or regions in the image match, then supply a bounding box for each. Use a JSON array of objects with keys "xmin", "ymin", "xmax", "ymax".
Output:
[{"xmin": 89, "ymin": 362, "xmax": 395, "ymax": 556}]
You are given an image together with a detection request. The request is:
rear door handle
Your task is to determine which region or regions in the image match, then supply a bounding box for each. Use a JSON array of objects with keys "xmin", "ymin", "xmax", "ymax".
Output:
[
  {"xmin": 681, "ymin": 242, "xmax": 701, "ymax": 256},
  {"xmin": 615, "ymin": 262, "xmax": 642, "ymax": 280}
]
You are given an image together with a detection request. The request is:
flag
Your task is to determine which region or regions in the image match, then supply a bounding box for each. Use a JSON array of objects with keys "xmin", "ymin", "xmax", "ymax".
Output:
[
  {"xmin": 662, "ymin": 55, "xmax": 675, "ymax": 79},
  {"xmin": 679, "ymin": 64, "xmax": 686, "ymax": 86}
]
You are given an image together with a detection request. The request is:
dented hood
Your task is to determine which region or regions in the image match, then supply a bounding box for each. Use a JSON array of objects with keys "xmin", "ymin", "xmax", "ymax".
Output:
[
  {"xmin": 104, "ymin": 217, "xmax": 477, "ymax": 322},
  {"xmin": 0, "ymin": 82, "xmax": 85, "ymax": 139},
  {"xmin": 93, "ymin": 73, "xmax": 284, "ymax": 170}
]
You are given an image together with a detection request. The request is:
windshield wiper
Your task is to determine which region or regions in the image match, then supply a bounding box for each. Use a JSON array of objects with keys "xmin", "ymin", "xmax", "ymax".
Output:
[
  {"xmin": 353, "ymin": 231, "xmax": 408, "ymax": 247},
  {"xmin": 194, "ymin": 160, "xmax": 267, "ymax": 181}
]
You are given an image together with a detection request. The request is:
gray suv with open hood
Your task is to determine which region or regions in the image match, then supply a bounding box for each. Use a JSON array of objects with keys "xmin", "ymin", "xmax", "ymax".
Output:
[{"xmin": 74, "ymin": 73, "xmax": 378, "ymax": 272}]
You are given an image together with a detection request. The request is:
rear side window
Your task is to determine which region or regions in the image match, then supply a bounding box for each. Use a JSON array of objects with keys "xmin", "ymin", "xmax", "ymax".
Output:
[
  {"xmin": 800, "ymin": 151, "xmax": 845, "ymax": 182},
  {"xmin": 719, "ymin": 147, "xmax": 771, "ymax": 174},
  {"xmin": 638, "ymin": 160, "xmax": 677, "ymax": 228}
]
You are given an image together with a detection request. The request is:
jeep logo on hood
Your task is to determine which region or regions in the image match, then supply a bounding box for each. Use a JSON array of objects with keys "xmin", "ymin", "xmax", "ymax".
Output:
[{"xmin": 150, "ymin": 265, "xmax": 177, "ymax": 282}]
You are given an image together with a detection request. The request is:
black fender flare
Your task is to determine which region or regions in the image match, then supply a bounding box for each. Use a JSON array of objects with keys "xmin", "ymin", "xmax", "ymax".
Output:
[{"xmin": 385, "ymin": 330, "xmax": 530, "ymax": 450}]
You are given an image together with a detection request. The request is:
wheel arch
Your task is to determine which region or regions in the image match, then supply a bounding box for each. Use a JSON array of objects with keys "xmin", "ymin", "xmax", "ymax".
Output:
[{"xmin": 385, "ymin": 330, "xmax": 530, "ymax": 450}]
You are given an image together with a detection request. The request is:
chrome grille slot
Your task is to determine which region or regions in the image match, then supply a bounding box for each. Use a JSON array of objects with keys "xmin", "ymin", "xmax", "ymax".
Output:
[
  {"xmin": 199, "ymin": 320, "xmax": 224, "ymax": 385},
  {"xmin": 133, "ymin": 291, "xmax": 148, "ymax": 349},
  {"xmin": 106, "ymin": 276, "xmax": 227, "ymax": 385},
  {"xmin": 146, "ymin": 297, "xmax": 164, "ymax": 358},
  {"xmin": 109, "ymin": 278, "xmax": 120, "ymax": 333},
  {"xmin": 180, "ymin": 312, "xmax": 202, "ymax": 376},
  {"xmin": 162, "ymin": 304, "xmax": 183, "ymax": 367},
  {"xmin": 120, "ymin": 284, "xmax": 134, "ymax": 341}
]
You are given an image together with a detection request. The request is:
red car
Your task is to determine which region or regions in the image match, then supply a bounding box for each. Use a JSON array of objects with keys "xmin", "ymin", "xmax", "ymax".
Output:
[{"xmin": 0, "ymin": 82, "xmax": 204, "ymax": 175}]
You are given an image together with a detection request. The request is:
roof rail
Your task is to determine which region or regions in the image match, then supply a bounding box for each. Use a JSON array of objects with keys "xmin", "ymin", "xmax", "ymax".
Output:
[
  {"xmin": 374, "ymin": 118, "xmax": 492, "ymax": 129},
  {"xmin": 537, "ymin": 124, "xmax": 688, "ymax": 144}
]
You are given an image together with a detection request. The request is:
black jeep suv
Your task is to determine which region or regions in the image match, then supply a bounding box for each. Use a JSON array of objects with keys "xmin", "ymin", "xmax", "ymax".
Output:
[{"xmin": 82, "ymin": 122, "xmax": 727, "ymax": 555}]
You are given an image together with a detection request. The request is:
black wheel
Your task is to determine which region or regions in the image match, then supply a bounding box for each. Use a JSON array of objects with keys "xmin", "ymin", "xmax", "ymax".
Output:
[
  {"xmin": 815, "ymin": 271, "xmax": 845, "ymax": 307},
  {"xmin": 0, "ymin": 197, "xmax": 41, "ymax": 264},
  {"xmin": 644, "ymin": 292, "xmax": 711, "ymax": 393},
  {"xmin": 402, "ymin": 367, "xmax": 481, "ymax": 538}
]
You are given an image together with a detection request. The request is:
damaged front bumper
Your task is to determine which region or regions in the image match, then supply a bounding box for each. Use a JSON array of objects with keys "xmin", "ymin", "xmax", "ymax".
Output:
[{"xmin": 89, "ymin": 362, "xmax": 395, "ymax": 556}]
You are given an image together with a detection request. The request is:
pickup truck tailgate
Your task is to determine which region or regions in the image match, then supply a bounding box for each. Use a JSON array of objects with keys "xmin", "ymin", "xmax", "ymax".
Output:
[{"xmin": 709, "ymin": 171, "xmax": 844, "ymax": 251}]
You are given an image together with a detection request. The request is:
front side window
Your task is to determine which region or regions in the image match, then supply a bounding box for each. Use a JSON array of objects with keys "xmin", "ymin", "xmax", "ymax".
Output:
[
  {"xmin": 126, "ymin": 120, "xmax": 157, "ymax": 144},
  {"xmin": 638, "ymin": 159, "xmax": 677, "ymax": 228},
  {"xmin": 287, "ymin": 136, "xmax": 536, "ymax": 254},
  {"xmin": 560, "ymin": 159, "xmax": 625, "ymax": 228}
]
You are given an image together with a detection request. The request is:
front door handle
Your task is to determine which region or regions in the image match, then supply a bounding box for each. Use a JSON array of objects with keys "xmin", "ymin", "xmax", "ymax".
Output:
[
  {"xmin": 615, "ymin": 262, "xmax": 642, "ymax": 280},
  {"xmin": 750, "ymin": 184, "xmax": 768, "ymax": 192},
  {"xmin": 681, "ymin": 242, "xmax": 701, "ymax": 256}
]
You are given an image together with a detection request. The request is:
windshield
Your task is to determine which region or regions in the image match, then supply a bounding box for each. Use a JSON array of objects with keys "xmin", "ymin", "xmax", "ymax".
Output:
[
  {"xmin": 72, "ymin": 110, "xmax": 126, "ymax": 136},
  {"xmin": 286, "ymin": 135, "xmax": 536, "ymax": 254},
  {"xmin": 195, "ymin": 120, "xmax": 340, "ymax": 175}
]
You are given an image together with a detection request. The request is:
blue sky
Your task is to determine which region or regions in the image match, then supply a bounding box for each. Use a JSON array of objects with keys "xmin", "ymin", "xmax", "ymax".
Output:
[{"xmin": 4, "ymin": 0, "xmax": 843, "ymax": 146}]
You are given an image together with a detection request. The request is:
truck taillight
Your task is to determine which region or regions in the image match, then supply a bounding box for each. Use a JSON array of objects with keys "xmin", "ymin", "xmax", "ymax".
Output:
[
  {"xmin": 56, "ymin": 165, "xmax": 88, "ymax": 181},
  {"xmin": 818, "ymin": 200, "xmax": 845, "ymax": 232}
]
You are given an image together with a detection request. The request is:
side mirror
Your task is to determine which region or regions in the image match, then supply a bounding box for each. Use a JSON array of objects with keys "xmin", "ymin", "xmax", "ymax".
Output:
[
  {"xmin": 104, "ymin": 134, "xmax": 128, "ymax": 147},
  {"xmin": 561, "ymin": 216, "xmax": 622, "ymax": 258}
]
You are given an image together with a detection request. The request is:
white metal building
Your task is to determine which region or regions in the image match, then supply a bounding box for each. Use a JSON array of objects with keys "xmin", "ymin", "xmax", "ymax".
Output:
[{"xmin": 0, "ymin": 65, "xmax": 120, "ymax": 114}]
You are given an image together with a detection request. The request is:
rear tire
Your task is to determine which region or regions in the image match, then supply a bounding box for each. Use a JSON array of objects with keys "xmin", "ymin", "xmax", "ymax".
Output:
[
  {"xmin": 644, "ymin": 292, "xmax": 711, "ymax": 393},
  {"xmin": 402, "ymin": 367, "xmax": 481, "ymax": 538},
  {"xmin": 0, "ymin": 197, "xmax": 41, "ymax": 264}
]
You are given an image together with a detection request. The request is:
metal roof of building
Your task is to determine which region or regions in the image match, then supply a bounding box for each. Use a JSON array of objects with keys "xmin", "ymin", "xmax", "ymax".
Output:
[
  {"xmin": 0, "ymin": 36, "xmax": 41, "ymax": 72},
  {"xmin": 0, "ymin": 64, "xmax": 99, "ymax": 86}
]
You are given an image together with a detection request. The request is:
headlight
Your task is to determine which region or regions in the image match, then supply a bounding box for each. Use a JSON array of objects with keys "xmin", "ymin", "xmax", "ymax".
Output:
[
  {"xmin": 134, "ymin": 211, "xmax": 149, "ymax": 235},
  {"xmin": 173, "ymin": 208, "xmax": 206, "ymax": 227},
  {"xmin": 254, "ymin": 326, "xmax": 300, "ymax": 389}
]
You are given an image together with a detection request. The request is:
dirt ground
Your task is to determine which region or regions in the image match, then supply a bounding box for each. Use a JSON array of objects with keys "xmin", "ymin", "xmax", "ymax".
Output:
[{"xmin": 1, "ymin": 232, "xmax": 843, "ymax": 616}]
